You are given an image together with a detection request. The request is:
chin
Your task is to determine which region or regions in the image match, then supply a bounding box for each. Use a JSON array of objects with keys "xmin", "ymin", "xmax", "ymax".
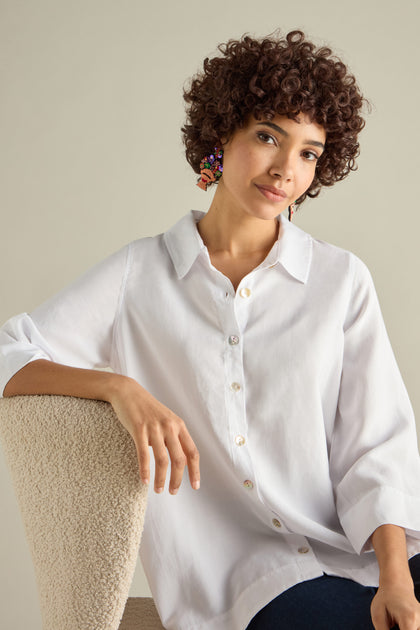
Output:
[{"xmin": 247, "ymin": 205, "xmax": 286, "ymax": 221}]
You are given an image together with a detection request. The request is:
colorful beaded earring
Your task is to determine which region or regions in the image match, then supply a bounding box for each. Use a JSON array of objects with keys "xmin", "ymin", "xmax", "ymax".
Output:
[
  {"xmin": 196, "ymin": 147, "xmax": 224, "ymax": 191},
  {"xmin": 288, "ymin": 202, "xmax": 297, "ymax": 222}
]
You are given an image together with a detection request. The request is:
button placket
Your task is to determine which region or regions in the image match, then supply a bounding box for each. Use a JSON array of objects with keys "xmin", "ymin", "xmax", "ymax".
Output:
[
  {"xmin": 222, "ymin": 300, "xmax": 246, "ymax": 459},
  {"xmin": 234, "ymin": 281, "xmax": 252, "ymax": 334},
  {"xmin": 215, "ymin": 278, "xmax": 257, "ymax": 486},
  {"xmin": 231, "ymin": 284, "xmax": 261, "ymax": 494}
]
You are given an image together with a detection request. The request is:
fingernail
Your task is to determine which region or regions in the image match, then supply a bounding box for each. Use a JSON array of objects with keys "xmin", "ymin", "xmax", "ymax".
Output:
[
  {"xmin": 143, "ymin": 478, "xmax": 149, "ymax": 486},
  {"xmin": 192, "ymin": 481, "xmax": 200, "ymax": 490},
  {"xmin": 156, "ymin": 487, "xmax": 164, "ymax": 494},
  {"xmin": 169, "ymin": 488, "xmax": 178, "ymax": 495}
]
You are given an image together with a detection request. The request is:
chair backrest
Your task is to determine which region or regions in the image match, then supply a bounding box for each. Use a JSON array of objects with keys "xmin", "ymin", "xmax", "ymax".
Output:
[{"xmin": 0, "ymin": 395, "xmax": 149, "ymax": 630}]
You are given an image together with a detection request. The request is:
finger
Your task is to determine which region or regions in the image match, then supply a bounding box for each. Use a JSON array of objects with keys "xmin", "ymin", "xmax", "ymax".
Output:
[
  {"xmin": 179, "ymin": 428, "xmax": 200, "ymax": 490},
  {"xmin": 149, "ymin": 435, "xmax": 169, "ymax": 493},
  {"xmin": 135, "ymin": 431, "xmax": 150, "ymax": 486},
  {"xmin": 371, "ymin": 615, "xmax": 388, "ymax": 630},
  {"xmin": 398, "ymin": 613, "xmax": 420, "ymax": 630},
  {"xmin": 165, "ymin": 434, "xmax": 188, "ymax": 494},
  {"xmin": 370, "ymin": 601, "xmax": 391, "ymax": 630},
  {"xmin": 397, "ymin": 619, "xmax": 419, "ymax": 630}
]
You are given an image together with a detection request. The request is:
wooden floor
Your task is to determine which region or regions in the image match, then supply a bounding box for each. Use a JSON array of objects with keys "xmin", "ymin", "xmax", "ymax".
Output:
[{"xmin": 119, "ymin": 597, "xmax": 165, "ymax": 630}]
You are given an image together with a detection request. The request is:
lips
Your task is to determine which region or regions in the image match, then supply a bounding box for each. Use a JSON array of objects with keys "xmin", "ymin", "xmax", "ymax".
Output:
[{"xmin": 255, "ymin": 184, "xmax": 287, "ymax": 201}]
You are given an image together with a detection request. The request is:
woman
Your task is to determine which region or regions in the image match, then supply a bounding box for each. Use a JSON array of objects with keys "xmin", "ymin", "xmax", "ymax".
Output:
[{"xmin": 1, "ymin": 30, "xmax": 420, "ymax": 630}]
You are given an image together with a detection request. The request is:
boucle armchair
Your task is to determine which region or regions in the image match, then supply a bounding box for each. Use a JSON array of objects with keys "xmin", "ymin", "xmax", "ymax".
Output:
[{"xmin": 0, "ymin": 395, "xmax": 165, "ymax": 630}]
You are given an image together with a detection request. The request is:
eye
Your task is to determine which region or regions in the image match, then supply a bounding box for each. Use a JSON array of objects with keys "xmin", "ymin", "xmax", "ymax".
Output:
[
  {"xmin": 302, "ymin": 150, "xmax": 320, "ymax": 162},
  {"xmin": 257, "ymin": 131, "xmax": 276, "ymax": 145}
]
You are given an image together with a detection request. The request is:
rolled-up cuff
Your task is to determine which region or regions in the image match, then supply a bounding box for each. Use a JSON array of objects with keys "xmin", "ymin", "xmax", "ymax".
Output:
[{"xmin": 339, "ymin": 486, "xmax": 420, "ymax": 555}]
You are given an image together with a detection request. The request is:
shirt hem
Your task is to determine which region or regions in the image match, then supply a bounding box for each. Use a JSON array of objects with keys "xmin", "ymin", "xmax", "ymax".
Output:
[{"xmin": 172, "ymin": 561, "xmax": 324, "ymax": 630}]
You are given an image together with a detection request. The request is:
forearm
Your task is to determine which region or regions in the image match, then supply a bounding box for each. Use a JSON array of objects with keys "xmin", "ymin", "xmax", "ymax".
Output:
[
  {"xmin": 3, "ymin": 359, "xmax": 201, "ymax": 493},
  {"xmin": 370, "ymin": 525, "xmax": 420, "ymax": 628},
  {"xmin": 3, "ymin": 358, "xmax": 127, "ymax": 403},
  {"xmin": 371, "ymin": 524, "xmax": 413, "ymax": 586}
]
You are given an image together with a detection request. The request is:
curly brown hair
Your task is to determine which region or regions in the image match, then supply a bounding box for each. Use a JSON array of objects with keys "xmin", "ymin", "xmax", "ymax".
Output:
[{"xmin": 182, "ymin": 29, "xmax": 367, "ymax": 204}]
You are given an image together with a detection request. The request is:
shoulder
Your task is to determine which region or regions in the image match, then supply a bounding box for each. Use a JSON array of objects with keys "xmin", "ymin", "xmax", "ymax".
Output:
[
  {"xmin": 285, "ymin": 220, "xmax": 377, "ymax": 312},
  {"xmin": 128, "ymin": 232, "xmax": 164, "ymax": 256},
  {"xmin": 122, "ymin": 232, "xmax": 172, "ymax": 280},
  {"xmin": 303, "ymin": 233, "xmax": 380, "ymax": 330},
  {"xmin": 307, "ymin": 230, "xmax": 372, "ymax": 288},
  {"xmin": 301, "ymin": 231, "xmax": 381, "ymax": 330},
  {"xmin": 282, "ymin": 215, "xmax": 371, "ymax": 285}
]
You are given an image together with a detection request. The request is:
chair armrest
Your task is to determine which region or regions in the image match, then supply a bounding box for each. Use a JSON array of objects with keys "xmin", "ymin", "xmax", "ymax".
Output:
[{"xmin": 0, "ymin": 395, "xmax": 148, "ymax": 630}]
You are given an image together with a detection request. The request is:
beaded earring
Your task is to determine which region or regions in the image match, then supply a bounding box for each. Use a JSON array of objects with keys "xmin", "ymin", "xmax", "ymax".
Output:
[
  {"xmin": 288, "ymin": 202, "xmax": 297, "ymax": 222},
  {"xmin": 196, "ymin": 147, "xmax": 224, "ymax": 191}
]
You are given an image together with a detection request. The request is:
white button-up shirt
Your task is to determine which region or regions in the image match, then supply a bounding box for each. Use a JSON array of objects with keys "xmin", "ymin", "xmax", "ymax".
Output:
[{"xmin": 1, "ymin": 210, "xmax": 420, "ymax": 630}]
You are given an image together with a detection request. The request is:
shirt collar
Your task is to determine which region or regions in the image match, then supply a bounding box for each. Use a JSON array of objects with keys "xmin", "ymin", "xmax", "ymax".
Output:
[
  {"xmin": 163, "ymin": 210, "xmax": 206, "ymax": 279},
  {"xmin": 164, "ymin": 210, "xmax": 312, "ymax": 284},
  {"xmin": 276, "ymin": 212, "xmax": 313, "ymax": 284}
]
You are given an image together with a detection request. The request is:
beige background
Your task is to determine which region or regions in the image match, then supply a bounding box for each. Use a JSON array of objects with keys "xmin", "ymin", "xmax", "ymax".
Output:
[{"xmin": 1, "ymin": 1, "xmax": 419, "ymax": 627}]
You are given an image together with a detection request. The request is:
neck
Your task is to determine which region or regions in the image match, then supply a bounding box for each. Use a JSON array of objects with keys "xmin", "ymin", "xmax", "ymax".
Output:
[{"xmin": 197, "ymin": 191, "xmax": 279, "ymax": 259}]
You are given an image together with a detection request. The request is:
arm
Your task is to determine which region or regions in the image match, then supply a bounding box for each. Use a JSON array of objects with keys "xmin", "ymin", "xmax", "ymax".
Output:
[
  {"xmin": 328, "ymin": 257, "xmax": 420, "ymax": 624},
  {"xmin": 330, "ymin": 257, "xmax": 420, "ymax": 554},
  {"xmin": 1, "ymin": 243, "xmax": 200, "ymax": 495},
  {"xmin": 3, "ymin": 361, "xmax": 200, "ymax": 496},
  {"xmin": 370, "ymin": 524, "xmax": 420, "ymax": 630}
]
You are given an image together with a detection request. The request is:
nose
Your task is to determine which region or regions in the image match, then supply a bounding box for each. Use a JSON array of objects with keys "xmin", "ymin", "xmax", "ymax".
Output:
[{"xmin": 269, "ymin": 150, "xmax": 294, "ymax": 182}]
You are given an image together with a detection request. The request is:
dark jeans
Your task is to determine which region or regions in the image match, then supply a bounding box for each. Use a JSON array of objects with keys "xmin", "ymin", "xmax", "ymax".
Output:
[{"xmin": 246, "ymin": 553, "xmax": 420, "ymax": 630}]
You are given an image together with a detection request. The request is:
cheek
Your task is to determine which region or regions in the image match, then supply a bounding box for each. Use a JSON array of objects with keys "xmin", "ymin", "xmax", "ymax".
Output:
[
  {"xmin": 298, "ymin": 166, "xmax": 317, "ymax": 193},
  {"xmin": 223, "ymin": 148, "xmax": 254, "ymax": 187}
]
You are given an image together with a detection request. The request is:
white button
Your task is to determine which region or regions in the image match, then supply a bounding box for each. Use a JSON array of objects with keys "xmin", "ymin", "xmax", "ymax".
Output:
[
  {"xmin": 298, "ymin": 546, "xmax": 310, "ymax": 554},
  {"xmin": 272, "ymin": 518, "xmax": 282, "ymax": 529},
  {"xmin": 228, "ymin": 335, "xmax": 239, "ymax": 345},
  {"xmin": 235, "ymin": 435, "xmax": 245, "ymax": 446},
  {"xmin": 230, "ymin": 382, "xmax": 241, "ymax": 392},
  {"xmin": 243, "ymin": 479, "xmax": 254, "ymax": 489},
  {"xmin": 239, "ymin": 287, "xmax": 251, "ymax": 298}
]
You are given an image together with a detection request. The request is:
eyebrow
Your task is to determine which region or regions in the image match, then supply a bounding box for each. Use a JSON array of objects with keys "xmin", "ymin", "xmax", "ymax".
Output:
[{"xmin": 256, "ymin": 121, "xmax": 325, "ymax": 150}]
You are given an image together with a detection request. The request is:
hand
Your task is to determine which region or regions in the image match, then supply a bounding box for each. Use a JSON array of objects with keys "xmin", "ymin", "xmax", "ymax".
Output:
[
  {"xmin": 371, "ymin": 581, "xmax": 420, "ymax": 630},
  {"xmin": 108, "ymin": 376, "xmax": 200, "ymax": 495}
]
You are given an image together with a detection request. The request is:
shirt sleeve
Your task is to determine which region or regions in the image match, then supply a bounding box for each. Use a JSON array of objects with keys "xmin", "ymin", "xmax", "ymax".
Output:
[
  {"xmin": 0, "ymin": 243, "xmax": 131, "ymax": 397},
  {"xmin": 329, "ymin": 254, "xmax": 420, "ymax": 555}
]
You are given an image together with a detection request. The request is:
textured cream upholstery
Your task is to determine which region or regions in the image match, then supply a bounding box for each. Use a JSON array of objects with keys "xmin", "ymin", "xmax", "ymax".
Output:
[{"xmin": 0, "ymin": 395, "xmax": 164, "ymax": 630}]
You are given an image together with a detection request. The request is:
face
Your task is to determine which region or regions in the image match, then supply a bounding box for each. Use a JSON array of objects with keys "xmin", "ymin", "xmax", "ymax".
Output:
[{"xmin": 217, "ymin": 112, "xmax": 326, "ymax": 220}]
